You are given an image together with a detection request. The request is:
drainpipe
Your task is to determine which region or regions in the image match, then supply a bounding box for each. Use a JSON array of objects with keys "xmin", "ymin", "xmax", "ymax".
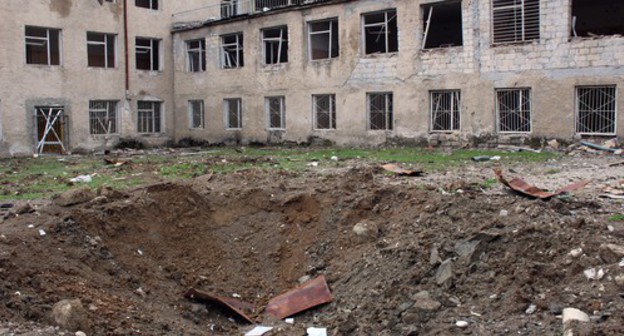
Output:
[{"xmin": 123, "ymin": 0, "xmax": 130, "ymax": 93}]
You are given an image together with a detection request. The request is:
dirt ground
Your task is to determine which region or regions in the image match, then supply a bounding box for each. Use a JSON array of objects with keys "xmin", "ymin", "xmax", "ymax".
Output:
[{"xmin": 1, "ymin": 150, "xmax": 624, "ymax": 335}]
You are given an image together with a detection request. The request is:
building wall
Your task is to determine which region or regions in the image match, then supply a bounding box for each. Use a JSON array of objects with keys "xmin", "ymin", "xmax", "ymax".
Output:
[{"xmin": 173, "ymin": 0, "xmax": 624, "ymax": 146}]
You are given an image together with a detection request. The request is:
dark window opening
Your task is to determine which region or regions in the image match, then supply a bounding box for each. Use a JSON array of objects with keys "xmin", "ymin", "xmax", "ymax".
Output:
[
  {"xmin": 186, "ymin": 39, "xmax": 206, "ymax": 72},
  {"xmin": 572, "ymin": 0, "xmax": 624, "ymax": 37},
  {"xmin": 221, "ymin": 33, "xmax": 244, "ymax": 68},
  {"xmin": 25, "ymin": 26, "xmax": 61, "ymax": 65},
  {"xmin": 363, "ymin": 9, "xmax": 398, "ymax": 55},
  {"xmin": 368, "ymin": 92, "xmax": 393, "ymax": 130},
  {"xmin": 263, "ymin": 26, "xmax": 288, "ymax": 65},
  {"xmin": 221, "ymin": 0, "xmax": 239, "ymax": 18},
  {"xmin": 422, "ymin": 1, "xmax": 463, "ymax": 49},
  {"xmin": 309, "ymin": 19, "xmax": 339, "ymax": 60},
  {"xmin": 136, "ymin": 0, "xmax": 158, "ymax": 10},
  {"xmin": 87, "ymin": 32, "xmax": 115, "ymax": 68},
  {"xmin": 136, "ymin": 38, "xmax": 159, "ymax": 71}
]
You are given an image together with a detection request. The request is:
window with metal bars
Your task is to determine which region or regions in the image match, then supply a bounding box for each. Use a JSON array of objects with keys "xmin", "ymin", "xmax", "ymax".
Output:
[
  {"xmin": 224, "ymin": 98, "xmax": 242, "ymax": 129},
  {"xmin": 88, "ymin": 32, "xmax": 116, "ymax": 68},
  {"xmin": 430, "ymin": 91, "xmax": 460, "ymax": 132},
  {"xmin": 266, "ymin": 96, "xmax": 285, "ymax": 129},
  {"xmin": 308, "ymin": 19, "xmax": 339, "ymax": 60},
  {"xmin": 25, "ymin": 26, "xmax": 61, "ymax": 66},
  {"xmin": 262, "ymin": 26, "xmax": 288, "ymax": 65},
  {"xmin": 313, "ymin": 94, "xmax": 336, "ymax": 130},
  {"xmin": 492, "ymin": 0, "xmax": 540, "ymax": 44},
  {"xmin": 89, "ymin": 101, "xmax": 118, "ymax": 135},
  {"xmin": 136, "ymin": 0, "xmax": 158, "ymax": 10},
  {"xmin": 362, "ymin": 9, "xmax": 398, "ymax": 54},
  {"xmin": 137, "ymin": 101, "xmax": 161, "ymax": 133},
  {"xmin": 575, "ymin": 86, "xmax": 617, "ymax": 135},
  {"xmin": 188, "ymin": 100, "xmax": 204, "ymax": 129},
  {"xmin": 221, "ymin": 33, "xmax": 244, "ymax": 69},
  {"xmin": 186, "ymin": 39, "xmax": 206, "ymax": 72},
  {"xmin": 136, "ymin": 38, "xmax": 160, "ymax": 71},
  {"xmin": 496, "ymin": 88, "xmax": 532, "ymax": 133},
  {"xmin": 368, "ymin": 93, "xmax": 393, "ymax": 130}
]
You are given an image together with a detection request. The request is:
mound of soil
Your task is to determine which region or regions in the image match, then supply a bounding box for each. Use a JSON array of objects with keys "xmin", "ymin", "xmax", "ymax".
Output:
[{"xmin": 0, "ymin": 166, "xmax": 623, "ymax": 335}]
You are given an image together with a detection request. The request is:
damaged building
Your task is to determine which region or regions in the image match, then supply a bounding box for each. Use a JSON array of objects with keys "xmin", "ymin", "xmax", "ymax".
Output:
[{"xmin": 1, "ymin": 0, "xmax": 624, "ymax": 155}]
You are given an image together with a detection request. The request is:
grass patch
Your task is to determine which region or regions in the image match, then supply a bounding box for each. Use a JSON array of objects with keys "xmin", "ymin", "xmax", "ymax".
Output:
[{"xmin": 608, "ymin": 214, "xmax": 624, "ymax": 222}]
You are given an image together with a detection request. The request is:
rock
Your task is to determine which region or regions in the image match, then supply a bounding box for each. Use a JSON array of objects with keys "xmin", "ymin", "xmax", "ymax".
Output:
[
  {"xmin": 607, "ymin": 222, "xmax": 624, "ymax": 238},
  {"xmin": 525, "ymin": 304, "xmax": 537, "ymax": 315},
  {"xmin": 298, "ymin": 275, "xmax": 312, "ymax": 284},
  {"xmin": 352, "ymin": 222, "xmax": 378, "ymax": 242},
  {"xmin": 499, "ymin": 209, "xmax": 509, "ymax": 217},
  {"xmin": 454, "ymin": 233, "xmax": 499, "ymax": 262},
  {"xmin": 562, "ymin": 308, "xmax": 591, "ymax": 336},
  {"xmin": 615, "ymin": 275, "xmax": 624, "ymax": 287},
  {"xmin": 50, "ymin": 299, "xmax": 90, "ymax": 332},
  {"xmin": 548, "ymin": 139, "xmax": 560, "ymax": 149},
  {"xmin": 429, "ymin": 246, "xmax": 441, "ymax": 266},
  {"xmin": 598, "ymin": 244, "xmax": 624, "ymax": 264},
  {"xmin": 456, "ymin": 320, "xmax": 469, "ymax": 328},
  {"xmin": 136, "ymin": 287, "xmax": 147, "ymax": 298},
  {"xmin": 13, "ymin": 203, "xmax": 34, "ymax": 215},
  {"xmin": 75, "ymin": 332, "xmax": 87, "ymax": 336},
  {"xmin": 562, "ymin": 308, "xmax": 590, "ymax": 324},
  {"xmin": 413, "ymin": 297, "xmax": 441, "ymax": 311},
  {"xmin": 568, "ymin": 248, "xmax": 583, "ymax": 258},
  {"xmin": 436, "ymin": 259, "xmax": 453, "ymax": 286},
  {"xmin": 54, "ymin": 187, "xmax": 95, "ymax": 207},
  {"xmin": 583, "ymin": 268, "xmax": 605, "ymax": 281}
]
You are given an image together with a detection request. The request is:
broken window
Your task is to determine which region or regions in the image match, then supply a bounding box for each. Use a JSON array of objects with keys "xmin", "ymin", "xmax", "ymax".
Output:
[
  {"xmin": 221, "ymin": 33, "xmax": 244, "ymax": 69},
  {"xmin": 224, "ymin": 98, "xmax": 242, "ymax": 129},
  {"xmin": 137, "ymin": 101, "xmax": 161, "ymax": 133},
  {"xmin": 576, "ymin": 86, "xmax": 617, "ymax": 135},
  {"xmin": 422, "ymin": 1, "xmax": 463, "ymax": 49},
  {"xmin": 362, "ymin": 9, "xmax": 398, "ymax": 55},
  {"xmin": 136, "ymin": 38, "xmax": 160, "ymax": 71},
  {"xmin": 496, "ymin": 88, "xmax": 532, "ymax": 133},
  {"xmin": 89, "ymin": 101, "xmax": 118, "ymax": 135},
  {"xmin": 492, "ymin": 0, "xmax": 540, "ymax": 44},
  {"xmin": 308, "ymin": 19, "xmax": 339, "ymax": 60},
  {"xmin": 25, "ymin": 26, "xmax": 61, "ymax": 65},
  {"xmin": 313, "ymin": 95, "xmax": 336, "ymax": 130},
  {"xmin": 136, "ymin": 0, "xmax": 158, "ymax": 10},
  {"xmin": 36, "ymin": 106, "xmax": 67, "ymax": 154},
  {"xmin": 262, "ymin": 26, "xmax": 288, "ymax": 65},
  {"xmin": 430, "ymin": 91, "xmax": 460, "ymax": 131},
  {"xmin": 571, "ymin": 0, "xmax": 624, "ymax": 37},
  {"xmin": 87, "ymin": 32, "xmax": 115, "ymax": 68},
  {"xmin": 186, "ymin": 39, "xmax": 206, "ymax": 72},
  {"xmin": 189, "ymin": 100, "xmax": 204, "ymax": 129},
  {"xmin": 221, "ymin": 0, "xmax": 239, "ymax": 18},
  {"xmin": 368, "ymin": 92, "xmax": 393, "ymax": 130},
  {"xmin": 266, "ymin": 96, "xmax": 285, "ymax": 129}
]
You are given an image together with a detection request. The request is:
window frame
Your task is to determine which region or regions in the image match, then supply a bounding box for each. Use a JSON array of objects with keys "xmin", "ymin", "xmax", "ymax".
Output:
[
  {"xmin": 262, "ymin": 26, "xmax": 289, "ymax": 65},
  {"xmin": 135, "ymin": 0, "xmax": 158, "ymax": 10},
  {"xmin": 312, "ymin": 94, "xmax": 337, "ymax": 130},
  {"xmin": 87, "ymin": 32, "xmax": 116, "ymax": 68},
  {"xmin": 137, "ymin": 101, "xmax": 162, "ymax": 134},
  {"xmin": 188, "ymin": 100, "xmax": 205, "ymax": 129},
  {"xmin": 491, "ymin": 0, "xmax": 540, "ymax": 45},
  {"xmin": 224, "ymin": 98, "xmax": 243, "ymax": 130},
  {"xmin": 266, "ymin": 96, "xmax": 286, "ymax": 130},
  {"xmin": 361, "ymin": 9, "xmax": 399, "ymax": 55},
  {"xmin": 367, "ymin": 92, "xmax": 394, "ymax": 131},
  {"xmin": 135, "ymin": 37, "xmax": 160, "ymax": 71},
  {"xmin": 25, "ymin": 26, "xmax": 62, "ymax": 66},
  {"xmin": 89, "ymin": 100, "xmax": 119, "ymax": 135},
  {"xmin": 307, "ymin": 18, "xmax": 339, "ymax": 61},
  {"xmin": 575, "ymin": 85, "xmax": 617, "ymax": 136},
  {"xmin": 220, "ymin": 33, "xmax": 244, "ymax": 69},
  {"xmin": 495, "ymin": 88, "xmax": 533, "ymax": 134},
  {"xmin": 430, "ymin": 90, "xmax": 461, "ymax": 132},
  {"xmin": 186, "ymin": 39, "xmax": 206, "ymax": 72}
]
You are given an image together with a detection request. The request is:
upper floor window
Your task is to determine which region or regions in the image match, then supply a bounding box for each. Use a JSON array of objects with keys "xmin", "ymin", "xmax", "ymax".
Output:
[
  {"xmin": 422, "ymin": 1, "xmax": 463, "ymax": 49},
  {"xmin": 25, "ymin": 26, "xmax": 61, "ymax": 66},
  {"xmin": 571, "ymin": 0, "xmax": 624, "ymax": 37},
  {"xmin": 186, "ymin": 39, "xmax": 206, "ymax": 72},
  {"xmin": 262, "ymin": 26, "xmax": 288, "ymax": 65},
  {"xmin": 136, "ymin": 37, "xmax": 160, "ymax": 71},
  {"xmin": 492, "ymin": 0, "xmax": 540, "ymax": 44},
  {"xmin": 136, "ymin": 0, "xmax": 158, "ymax": 10},
  {"xmin": 87, "ymin": 32, "xmax": 116, "ymax": 68},
  {"xmin": 308, "ymin": 18, "xmax": 339, "ymax": 60},
  {"xmin": 362, "ymin": 9, "xmax": 398, "ymax": 55},
  {"xmin": 221, "ymin": 0, "xmax": 239, "ymax": 18},
  {"xmin": 221, "ymin": 33, "xmax": 244, "ymax": 69}
]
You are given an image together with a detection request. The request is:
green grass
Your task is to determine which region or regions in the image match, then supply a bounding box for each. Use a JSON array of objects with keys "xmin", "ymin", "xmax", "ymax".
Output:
[{"xmin": 608, "ymin": 214, "xmax": 624, "ymax": 222}]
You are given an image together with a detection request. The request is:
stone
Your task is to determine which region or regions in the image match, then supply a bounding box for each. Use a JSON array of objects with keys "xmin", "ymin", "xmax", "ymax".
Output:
[
  {"xmin": 525, "ymin": 304, "xmax": 537, "ymax": 315},
  {"xmin": 429, "ymin": 246, "xmax": 441, "ymax": 266},
  {"xmin": 413, "ymin": 297, "xmax": 441, "ymax": 311},
  {"xmin": 13, "ymin": 203, "xmax": 34, "ymax": 215},
  {"xmin": 568, "ymin": 248, "xmax": 583, "ymax": 258},
  {"xmin": 75, "ymin": 332, "xmax": 87, "ymax": 336},
  {"xmin": 54, "ymin": 187, "xmax": 95, "ymax": 207},
  {"xmin": 547, "ymin": 139, "xmax": 560, "ymax": 149},
  {"xmin": 136, "ymin": 287, "xmax": 147, "ymax": 298},
  {"xmin": 499, "ymin": 209, "xmax": 509, "ymax": 217},
  {"xmin": 50, "ymin": 299, "xmax": 90, "ymax": 332},
  {"xmin": 615, "ymin": 275, "xmax": 624, "ymax": 287},
  {"xmin": 562, "ymin": 308, "xmax": 591, "ymax": 336},
  {"xmin": 436, "ymin": 259, "xmax": 453, "ymax": 286},
  {"xmin": 298, "ymin": 275, "xmax": 312, "ymax": 284},
  {"xmin": 608, "ymin": 222, "xmax": 624, "ymax": 238},
  {"xmin": 562, "ymin": 308, "xmax": 590, "ymax": 324},
  {"xmin": 598, "ymin": 244, "xmax": 624, "ymax": 264},
  {"xmin": 352, "ymin": 222, "xmax": 378, "ymax": 242},
  {"xmin": 456, "ymin": 320, "xmax": 469, "ymax": 328}
]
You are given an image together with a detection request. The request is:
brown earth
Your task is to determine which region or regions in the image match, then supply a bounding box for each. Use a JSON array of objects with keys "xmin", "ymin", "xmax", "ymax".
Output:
[{"xmin": 1, "ymin": 158, "xmax": 623, "ymax": 335}]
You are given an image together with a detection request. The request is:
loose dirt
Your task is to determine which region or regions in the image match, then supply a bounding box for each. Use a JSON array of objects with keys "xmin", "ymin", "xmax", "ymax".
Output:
[{"xmin": 1, "ymin": 154, "xmax": 623, "ymax": 335}]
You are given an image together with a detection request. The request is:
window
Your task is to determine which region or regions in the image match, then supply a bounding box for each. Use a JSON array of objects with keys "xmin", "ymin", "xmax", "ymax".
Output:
[
  {"xmin": 571, "ymin": 0, "xmax": 624, "ymax": 37},
  {"xmin": 87, "ymin": 32, "xmax": 115, "ymax": 68},
  {"xmin": 25, "ymin": 26, "xmax": 61, "ymax": 65},
  {"xmin": 89, "ymin": 101, "xmax": 118, "ymax": 135},
  {"xmin": 496, "ymin": 88, "xmax": 532, "ymax": 133},
  {"xmin": 262, "ymin": 26, "xmax": 288, "ymax": 65},
  {"xmin": 422, "ymin": 1, "xmax": 463, "ymax": 49},
  {"xmin": 576, "ymin": 86, "xmax": 617, "ymax": 135},
  {"xmin": 362, "ymin": 9, "xmax": 398, "ymax": 55},
  {"xmin": 136, "ymin": 38, "xmax": 159, "ymax": 71},
  {"xmin": 266, "ymin": 96, "xmax": 285, "ymax": 129},
  {"xmin": 224, "ymin": 98, "xmax": 242, "ymax": 129},
  {"xmin": 137, "ymin": 101, "xmax": 161, "ymax": 133},
  {"xmin": 313, "ymin": 95, "xmax": 336, "ymax": 130},
  {"xmin": 492, "ymin": 0, "xmax": 540, "ymax": 44},
  {"xmin": 221, "ymin": 0, "xmax": 239, "ymax": 18},
  {"xmin": 368, "ymin": 93, "xmax": 393, "ymax": 130},
  {"xmin": 189, "ymin": 100, "xmax": 204, "ymax": 129},
  {"xmin": 430, "ymin": 91, "xmax": 460, "ymax": 132},
  {"xmin": 136, "ymin": 0, "xmax": 158, "ymax": 10},
  {"xmin": 186, "ymin": 39, "xmax": 206, "ymax": 72},
  {"xmin": 308, "ymin": 19, "xmax": 339, "ymax": 60},
  {"xmin": 221, "ymin": 33, "xmax": 244, "ymax": 69}
]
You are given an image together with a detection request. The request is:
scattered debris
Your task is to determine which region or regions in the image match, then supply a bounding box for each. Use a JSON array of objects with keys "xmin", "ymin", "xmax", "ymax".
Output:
[
  {"xmin": 307, "ymin": 162, "xmax": 319, "ymax": 167},
  {"xmin": 562, "ymin": 307, "xmax": 590, "ymax": 336},
  {"xmin": 495, "ymin": 169, "xmax": 589, "ymax": 199},
  {"xmin": 50, "ymin": 299, "xmax": 91, "ymax": 332},
  {"xmin": 435, "ymin": 259, "xmax": 453, "ymax": 286},
  {"xmin": 330, "ymin": 156, "xmax": 339, "ymax": 162},
  {"xmin": 584, "ymin": 268, "xmax": 605, "ymax": 281},
  {"xmin": 0, "ymin": 203, "xmax": 14, "ymax": 209},
  {"xmin": 70, "ymin": 174, "xmax": 96, "ymax": 183},
  {"xmin": 499, "ymin": 209, "xmax": 509, "ymax": 217},
  {"xmin": 455, "ymin": 320, "xmax": 469, "ymax": 328},
  {"xmin": 608, "ymin": 160, "xmax": 624, "ymax": 167},
  {"xmin": 472, "ymin": 156, "xmax": 501, "ymax": 162},
  {"xmin": 381, "ymin": 164, "xmax": 424, "ymax": 177},
  {"xmin": 599, "ymin": 244, "xmax": 624, "ymax": 264},
  {"xmin": 103, "ymin": 158, "xmax": 130, "ymax": 167},
  {"xmin": 284, "ymin": 318, "xmax": 294, "ymax": 324},
  {"xmin": 245, "ymin": 326, "xmax": 273, "ymax": 336},
  {"xmin": 38, "ymin": 229, "xmax": 46, "ymax": 237},
  {"xmin": 264, "ymin": 276, "xmax": 333, "ymax": 320},
  {"xmin": 615, "ymin": 275, "xmax": 624, "ymax": 287},
  {"xmin": 306, "ymin": 327, "xmax": 327, "ymax": 336},
  {"xmin": 580, "ymin": 140, "xmax": 618, "ymax": 153},
  {"xmin": 568, "ymin": 248, "xmax": 583, "ymax": 258},
  {"xmin": 184, "ymin": 288, "xmax": 255, "ymax": 324},
  {"xmin": 525, "ymin": 304, "xmax": 537, "ymax": 315},
  {"xmin": 547, "ymin": 139, "xmax": 560, "ymax": 150}
]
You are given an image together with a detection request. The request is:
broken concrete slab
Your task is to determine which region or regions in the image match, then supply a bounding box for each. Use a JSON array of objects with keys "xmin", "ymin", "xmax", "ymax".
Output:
[
  {"xmin": 50, "ymin": 299, "xmax": 91, "ymax": 332},
  {"xmin": 436, "ymin": 259, "xmax": 453, "ymax": 286},
  {"xmin": 599, "ymin": 244, "xmax": 624, "ymax": 264}
]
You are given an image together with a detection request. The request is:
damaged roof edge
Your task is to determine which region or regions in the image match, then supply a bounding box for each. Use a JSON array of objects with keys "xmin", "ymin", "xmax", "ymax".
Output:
[{"xmin": 171, "ymin": 0, "xmax": 356, "ymax": 33}]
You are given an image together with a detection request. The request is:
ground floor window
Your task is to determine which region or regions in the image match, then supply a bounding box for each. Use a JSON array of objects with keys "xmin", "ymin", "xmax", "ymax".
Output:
[
  {"xmin": 224, "ymin": 98, "xmax": 242, "ymax": 129},
  {"xmin": 89, "ymin": 100, "xmax": 118, "ymax": 135},
  {"xmin": 35, "ymin": 106, "xmax": 67, "ymax": 154},
  {"xmin": 313, "ymin": 94, "xmax": 336, "ymax": 130},
  {"xmin": 576, "ymin": 85, "xmax": 617, "ymax": 135},
  {"xmin": 368, "ymin": 92, "xmax": 393, "ymax": 130},
  {"xmin": 496, "ymin": 88, "xmax": 532, "ymax": 133},
  {"xmin": 188, "ymin": 100, "xmax": 204, "ymax": 129},
  {"xmin": 266, "ymin": 96, "xmax": 285, "ymax": 130},
  {"xmin": 137, "ymin": 101, "xmax": 161, "ymax": 133},
  {"xmin": 430, "ymin": 90, "xmax": 460, "ymax": 131}
]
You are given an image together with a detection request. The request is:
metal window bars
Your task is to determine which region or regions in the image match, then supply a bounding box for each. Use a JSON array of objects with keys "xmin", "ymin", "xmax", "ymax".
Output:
[
  {"xmin": 368, "ymin": 93, "xmax": 393, "ymax": 131},
  {"xmin": 576, "ymin": 86, "xmax": 617, "ymax": 135},
  {"xmin": 187, "ymin": 39, "xmax": 206, "ymax": 72},
  {"xmin": 221, "ymin": 34, "xmax": 244, "ymax": 68},
  {"xmin": 89, "ymin": 101, "xmax": 118, "ymax": 135},
  {"xmin": 492, "ymin": 0, "xmax": 540, "ymax": 44},
  {"xmin": 35, "ymin": 106, "xmax": 67, "ymax": 154},
  {"xmin": 263, "ymin": 27, "xmax": 288, "ymax": 64},
  {"xmin": 496, "ymin": 88, "xmax": 532, "ymax": 133},
  {"xmin": 174, "ymin": 0, "xmax": 333, "ymax": 21},
  {"xmin": 431, "ymin": 91, "xmax": 460, "ymax": 132},
  {"xmin": 313, "ymin": 95, "xmax": 336, "ymax": 130},
  {"xmin": 225, "ymin": 98, "xmax": 242, "ymax": 129},
  {"xmin": 137, "ymin": 101, "xmax": 161, "ymax": 133},
  {"xmin": 189, "ymin": 100, "xmax": 205, "ymax": 129},
  {"xmin": 267, "ymin": 97, "xmax": 285, "ymax": 129}
]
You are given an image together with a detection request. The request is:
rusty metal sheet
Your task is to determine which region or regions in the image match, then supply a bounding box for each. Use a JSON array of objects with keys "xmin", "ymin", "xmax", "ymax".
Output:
[
  {"xmin": 495, "ymin": 170, "xmax": 589, "ymax": 199},
  {"xmin": 264, "ymin": 276, "xmax": 333, "ymax": 319},
  {"xmin": 184, "ymin": 288, "xmax": 255, "ymax": 323},
  {"xmin": 381, "ymin": 164, "xmax": 423, "ymax": 177}
]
